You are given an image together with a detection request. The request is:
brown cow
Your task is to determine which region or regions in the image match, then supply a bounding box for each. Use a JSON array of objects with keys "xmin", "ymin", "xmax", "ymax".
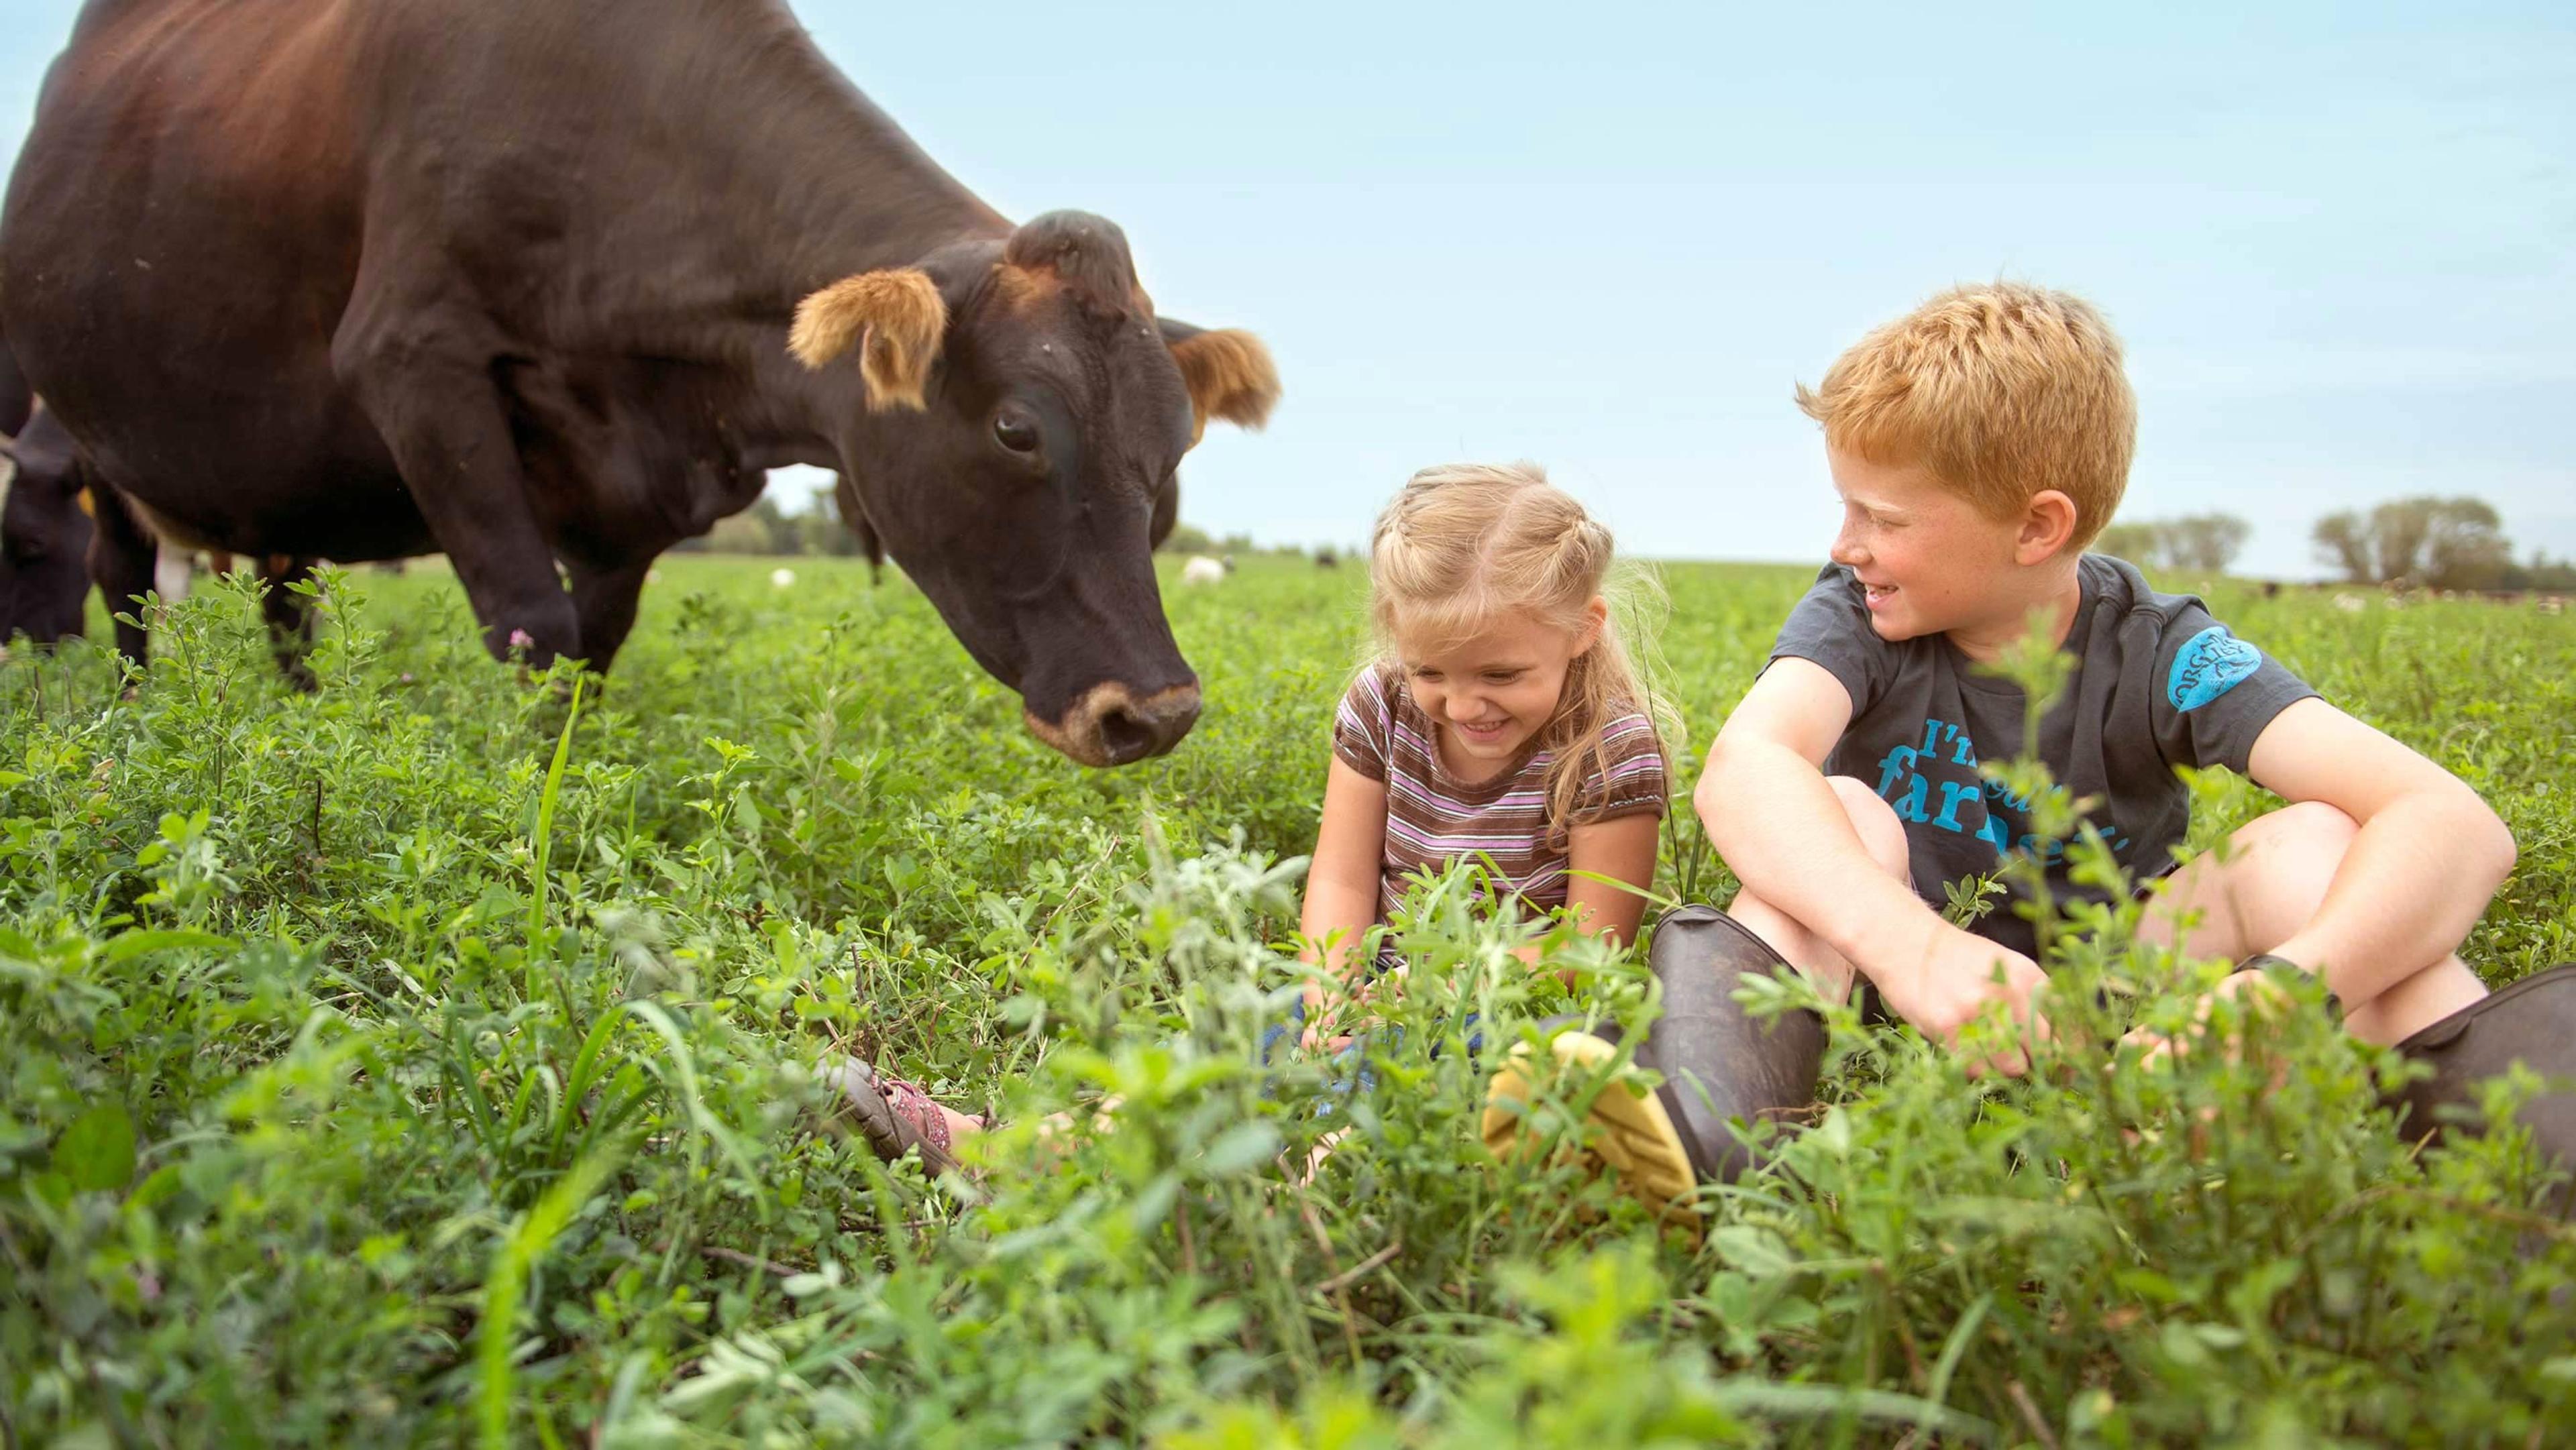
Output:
[{"xmin": 1, "ymin": 0, "xmax": 1276, "ymax": 765}]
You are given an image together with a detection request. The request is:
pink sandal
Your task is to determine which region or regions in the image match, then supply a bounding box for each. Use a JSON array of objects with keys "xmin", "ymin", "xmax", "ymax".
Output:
[{"xmin": 819, "ymin": 1059, "xmax": 965, "ymax": 1177}]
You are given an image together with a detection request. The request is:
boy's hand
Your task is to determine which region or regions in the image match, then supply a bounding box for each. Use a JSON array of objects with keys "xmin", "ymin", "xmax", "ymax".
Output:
[{"xmin": 1873, "ymin": 923, "xmax": 2051, "ymax": 1077}]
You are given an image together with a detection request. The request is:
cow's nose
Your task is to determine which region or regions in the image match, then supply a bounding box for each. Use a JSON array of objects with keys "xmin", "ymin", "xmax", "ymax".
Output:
[
  {"xmin": 1028, "ymin": 680, "xmax": 1204, "ymax": 767},
  {"xmin": 1091, "ymin": 682, "xmax": 1201, "ymax": 766}
]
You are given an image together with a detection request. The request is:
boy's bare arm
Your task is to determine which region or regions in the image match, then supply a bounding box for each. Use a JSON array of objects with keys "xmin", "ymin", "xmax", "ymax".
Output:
[
  {"xmin": 1698, "ymin": 660, "xmax": 1934, "ymax": 964},
  {"xmin": 2245, "ymin": 698, "xmax": 2517, "ymax": 1007},
  {"xmin": 1698, "ymin": 659, "xmax": 2047, "ymax": 1058}
]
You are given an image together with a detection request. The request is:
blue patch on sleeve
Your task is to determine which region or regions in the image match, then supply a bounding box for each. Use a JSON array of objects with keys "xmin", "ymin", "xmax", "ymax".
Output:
[{"xmin": 2167, "ymin": 625, "xmax": 2263, "ymax": 712}]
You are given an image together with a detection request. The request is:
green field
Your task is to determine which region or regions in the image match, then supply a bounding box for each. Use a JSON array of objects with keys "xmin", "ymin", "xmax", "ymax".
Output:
[{"xmin": 4, "ymin": 554, "xmax": 2573, "ymax": 1447}]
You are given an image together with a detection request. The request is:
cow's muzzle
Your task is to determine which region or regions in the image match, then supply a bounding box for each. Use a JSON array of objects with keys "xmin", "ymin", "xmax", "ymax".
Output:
[{"xmin": 1023, "ymin": 680, "xmax": 1201, "ymax": 767}]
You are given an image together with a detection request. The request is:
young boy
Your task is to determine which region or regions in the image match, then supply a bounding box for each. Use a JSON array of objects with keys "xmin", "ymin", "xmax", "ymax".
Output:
[{"xmin": 1487, "ymin": 283, "xmax": 2573, "ymax": 1203}]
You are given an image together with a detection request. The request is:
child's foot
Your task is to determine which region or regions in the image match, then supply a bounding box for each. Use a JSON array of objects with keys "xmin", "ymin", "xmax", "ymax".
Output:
[{"xmin": 819, "ymin": 1059, "xmax": 977, "ymax": 1177}]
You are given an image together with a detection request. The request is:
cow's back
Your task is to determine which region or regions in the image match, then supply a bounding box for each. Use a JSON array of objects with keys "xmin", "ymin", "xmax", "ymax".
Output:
[
  {"xmin": 3, "ymin": 0, "xmax": 1001, "ymax": 569},
  {"xmin": 0, "ymin": 0, "xmax": 397, "ymax": 551}
]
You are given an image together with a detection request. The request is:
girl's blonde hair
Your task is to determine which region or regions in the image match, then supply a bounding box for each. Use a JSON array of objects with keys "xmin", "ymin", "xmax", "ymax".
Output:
[{"xmin": 1367, "ymin": 462, "xmax": 1677, "ymax": 842}]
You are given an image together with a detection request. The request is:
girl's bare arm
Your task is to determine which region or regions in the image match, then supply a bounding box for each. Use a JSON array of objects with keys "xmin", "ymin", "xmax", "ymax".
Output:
[
  {"xmin": 1561, "ymin": 812, "xmax": 1662, "ymax": 946},
  {"xmin": 1299, "ymin": 757, "xmax": 1391, "ymax": 1014}
]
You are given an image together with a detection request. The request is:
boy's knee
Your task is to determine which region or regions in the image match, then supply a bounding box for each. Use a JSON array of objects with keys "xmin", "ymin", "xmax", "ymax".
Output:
[
  {"xmin": 2245, "ymin": 800, "xmax": 2361, "ymax": 859},
  {"xmin": 1826, "ymin": 775, "xmax": 1912, "ymax": 879}
]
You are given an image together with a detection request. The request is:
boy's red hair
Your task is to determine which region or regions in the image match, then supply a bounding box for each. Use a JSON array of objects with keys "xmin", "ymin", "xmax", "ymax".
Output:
[{"xmin": 1798, "ymin": 283, "xmax": 2137, "ymax": 548}]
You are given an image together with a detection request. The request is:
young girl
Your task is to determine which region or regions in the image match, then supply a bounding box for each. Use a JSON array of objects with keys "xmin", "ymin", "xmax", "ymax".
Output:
[
  {"xmin": 1297, "ymin": 461, "xmax": 1672, "ymax": 1039},
  {"xmin": 825, "ymin": 463, "xmax": 1674, "ymax": 1173}
]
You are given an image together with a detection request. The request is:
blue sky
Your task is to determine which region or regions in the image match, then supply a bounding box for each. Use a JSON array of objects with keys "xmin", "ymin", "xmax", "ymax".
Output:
[{"xmin": 5, "ymin": 1, "xmax": 2569, "ymax": 575}]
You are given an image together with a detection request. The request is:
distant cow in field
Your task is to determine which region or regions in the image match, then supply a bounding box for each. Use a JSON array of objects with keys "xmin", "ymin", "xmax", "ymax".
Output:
[
  {"xmin": 3, "ymin": 0, "xmax": 1277, "ymax": 766},
  {"xmin": 1, "ymin": 405, "xmax": 91, "ymax": 646},
  {"xmin": 1, "ymin": 401, "xmax": 315, "ymax": 674}
]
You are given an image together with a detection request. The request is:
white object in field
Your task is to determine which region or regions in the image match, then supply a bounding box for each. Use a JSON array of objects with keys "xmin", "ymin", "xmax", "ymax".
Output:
[
  {"xmin": 154, "ymin": 545, "xmax": 195, "ymax": 603},
  {"xmin": 2333, "ymin": 594, "xmax": 2366, "ymax": 613},
  {"xmin": 1181, "ymin": 555, "xmax": 1226, "ymax": 586},
  {"xmin": 771, "ymin": 567, "xmax": 796, "ymax": 588}
]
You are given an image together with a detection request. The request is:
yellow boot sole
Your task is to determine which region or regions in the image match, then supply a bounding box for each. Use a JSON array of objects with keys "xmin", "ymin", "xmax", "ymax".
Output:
[{"xmin": 1481, "ymin": 1029, "xmax": 1701, "ymax": 1231}]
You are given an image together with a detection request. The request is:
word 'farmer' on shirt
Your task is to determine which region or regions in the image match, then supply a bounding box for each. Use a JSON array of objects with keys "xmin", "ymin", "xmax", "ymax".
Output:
[{"xmin": 1870, "ymin": 716, "xmax": 2133, "ymax": 866}]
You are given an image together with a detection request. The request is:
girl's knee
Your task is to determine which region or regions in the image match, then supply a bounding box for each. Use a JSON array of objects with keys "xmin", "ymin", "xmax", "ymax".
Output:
[{"xmin": 1825, "ymin": 775, "xmax": 1912, "ymax": 879}]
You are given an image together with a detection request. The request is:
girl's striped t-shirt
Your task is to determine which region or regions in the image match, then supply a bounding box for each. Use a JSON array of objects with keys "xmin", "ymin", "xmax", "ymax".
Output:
[{"xmin": 1331, "ymin": 663, "xmax": 1669, "ymax": 926}]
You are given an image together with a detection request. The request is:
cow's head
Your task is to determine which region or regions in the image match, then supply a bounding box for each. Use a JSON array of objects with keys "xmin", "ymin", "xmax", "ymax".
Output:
[
  {"xmin": 0, "ymin": 406, "xmax": 97, "ymax": 647},
  {"xmin": 788, "ymin": 211, "xmax": 1277, "ymax": 767}
]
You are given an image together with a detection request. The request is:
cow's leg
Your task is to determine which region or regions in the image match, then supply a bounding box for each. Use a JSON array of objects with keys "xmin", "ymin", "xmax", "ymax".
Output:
[
  {"xmin": 566, "ymin": 556, "xmax": 655, "ymax": 675},
  {"xmin": 837, "ymin": 476, "xmax": 885, "ymax": 586},
  {"xmin": 332, "ymin": 307, "xmax": 581, "ymax": 667},
  {"xmin": 260, "ymin": 554, "xmax": 319, "ymax": 691},
  {"xmin": 857, "ymin": 518, "xmax": 885, "ymax": 586},
  {"xmin": 85, "ymin": 480, "xmax": 159, "ymax": 673}
]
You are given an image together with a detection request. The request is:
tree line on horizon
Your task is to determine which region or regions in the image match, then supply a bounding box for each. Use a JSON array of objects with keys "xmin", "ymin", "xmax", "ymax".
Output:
[{"xmin": 2070, "ymin": 499, "xmax": 2574, "ymax": 591}]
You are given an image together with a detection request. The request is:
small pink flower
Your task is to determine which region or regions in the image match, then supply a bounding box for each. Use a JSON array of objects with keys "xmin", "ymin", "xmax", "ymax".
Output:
[{"xmin": 508, "ymin": 629, "xmax": 535, "ymax": 651}]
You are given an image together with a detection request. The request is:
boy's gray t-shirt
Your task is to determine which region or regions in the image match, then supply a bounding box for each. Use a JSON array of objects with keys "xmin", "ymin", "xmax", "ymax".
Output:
[{"xmin": 1766, "ymin": 553, "xmax": 2316, "ymax": 960}]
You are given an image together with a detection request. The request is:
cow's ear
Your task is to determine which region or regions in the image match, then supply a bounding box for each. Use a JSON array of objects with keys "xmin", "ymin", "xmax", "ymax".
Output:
[
  {"xmin": 790, "ymin": 270, "xmax": 949, "ymax": 412},
  {"xmin": 1159, "ymin": 320, "xmax": 1279, "ymax": 447}
]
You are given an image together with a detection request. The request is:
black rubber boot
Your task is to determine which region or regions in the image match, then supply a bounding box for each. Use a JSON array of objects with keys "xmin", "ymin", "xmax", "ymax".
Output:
[
  {"xmin": 1483, "ymin": 904, "xmax": 1827, "ymax": 1217},
  {"xmin": 2385, "ymin": 964, "xmax": 2576, "ymax": 1207},
  {"xmin": 2233, "ymin": 952, "xmax": 2341, "ymax": 1021},
  {"xmin": 1634, "ymin": 903, "xmax": 1829, "ymax": 1183}
]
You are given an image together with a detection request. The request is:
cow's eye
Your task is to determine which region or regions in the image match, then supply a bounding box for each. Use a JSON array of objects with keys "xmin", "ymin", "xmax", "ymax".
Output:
[{"xmin": 994, "ymin": 410, "xmax": 1040, "ymax": 455}]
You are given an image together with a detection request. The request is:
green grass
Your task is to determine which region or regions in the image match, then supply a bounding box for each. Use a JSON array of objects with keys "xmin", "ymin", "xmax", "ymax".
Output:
[{"xmin": 3, "ymin": 554, "xmax": 2573, "ymax": 1447}]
